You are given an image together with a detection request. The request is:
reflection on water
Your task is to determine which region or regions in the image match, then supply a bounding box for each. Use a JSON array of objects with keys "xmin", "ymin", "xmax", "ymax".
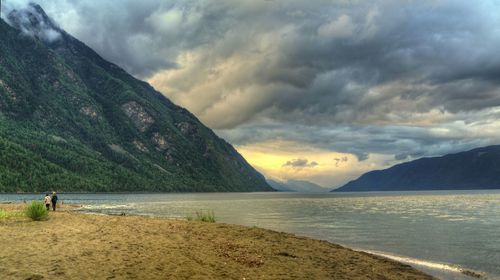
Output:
[{"xmin": 1, "ymin": 190, "xmax": 499, "ymax": 280}]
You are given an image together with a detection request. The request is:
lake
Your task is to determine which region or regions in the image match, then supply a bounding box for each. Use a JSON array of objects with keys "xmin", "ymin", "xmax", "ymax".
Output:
[{"xmin": 1, "ymin": 190, "xmax": 499, "ymax": 279}]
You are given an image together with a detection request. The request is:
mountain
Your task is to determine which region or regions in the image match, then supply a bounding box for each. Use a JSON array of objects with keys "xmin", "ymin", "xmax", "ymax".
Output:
[
  {"xmin": 0, "ymin": 4, "xmax": 272, "ymax": 193},
  {"xmin": 335, "ymin": 145, "xmax": 500, "ymax": 192},
  {"xmin": 268, "ymin": 179, "xmax": 331, "ymax": 192}
]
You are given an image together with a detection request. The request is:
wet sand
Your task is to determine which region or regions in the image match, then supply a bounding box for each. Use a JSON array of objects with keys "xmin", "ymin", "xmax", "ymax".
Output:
[{"xmin": 0, "ymin": 204, "xmax": 436, "ymax": 279}]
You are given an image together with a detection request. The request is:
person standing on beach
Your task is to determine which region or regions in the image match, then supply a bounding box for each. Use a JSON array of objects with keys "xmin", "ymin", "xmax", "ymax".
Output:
[
  {"xmin": 51, "ymin": 192, "xmax": 58, "ymax": 211},
  {"xmin": 44, "ymin": 193, "xmax": 51, "ymax": 211}
]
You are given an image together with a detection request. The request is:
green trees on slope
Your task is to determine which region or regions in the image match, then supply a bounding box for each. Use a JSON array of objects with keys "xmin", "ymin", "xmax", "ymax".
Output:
[{"xmin": 0, "ymin": 16, "xmax": 272, "ymax": 193}]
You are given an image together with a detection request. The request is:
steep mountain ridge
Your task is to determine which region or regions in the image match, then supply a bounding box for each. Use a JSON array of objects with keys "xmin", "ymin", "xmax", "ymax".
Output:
[
  {"xmin": 335, "ymin": 145, "xmax": 500, "ymax": 192},
  {"xmin": 0, "ymin": 4, "xmax": 272, "ymax": 192}
]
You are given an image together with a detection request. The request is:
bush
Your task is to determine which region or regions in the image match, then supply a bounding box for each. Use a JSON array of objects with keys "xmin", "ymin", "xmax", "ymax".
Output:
[
  {"xmin": 187, "ymin": 210, "xmax": 216, "ymax": 223},
  {"xmin": 25, "ymin": 201, "xmax": 49, "ymax": 221}
]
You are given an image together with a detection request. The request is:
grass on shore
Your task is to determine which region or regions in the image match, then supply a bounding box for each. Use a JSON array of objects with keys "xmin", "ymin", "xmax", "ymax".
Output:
[
  {"xmin": 24, "ymin": 201, "xmax": 49, "ymax": 221},
  {"xmin": 0, "ymin": 209, "xmax": 23, "ymax": 219},
  {"xmin": 186, "ymin": 210, "xmax": 216, "ymax": 223},
  {"xmin": 0, "ymin": 209, "xmax": 24, "ymax": 219}
]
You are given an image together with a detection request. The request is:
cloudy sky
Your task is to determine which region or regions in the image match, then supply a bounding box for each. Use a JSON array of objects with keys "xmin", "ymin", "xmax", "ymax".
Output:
[{"xmin": 4, "ymin": 0, "xmax": 500, "ymax": 188}]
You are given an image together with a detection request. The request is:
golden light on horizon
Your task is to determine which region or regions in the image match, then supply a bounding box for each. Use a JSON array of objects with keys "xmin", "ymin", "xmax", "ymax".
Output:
[{"xmin": 235, "ymin": 139, "xmax": 389, "ymax": 188}]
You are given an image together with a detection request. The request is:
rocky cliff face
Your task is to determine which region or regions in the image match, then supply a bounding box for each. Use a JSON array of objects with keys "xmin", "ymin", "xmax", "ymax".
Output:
[{"xmin": 0, "ymin": 4, "xmax": 272, "ymax": 192}]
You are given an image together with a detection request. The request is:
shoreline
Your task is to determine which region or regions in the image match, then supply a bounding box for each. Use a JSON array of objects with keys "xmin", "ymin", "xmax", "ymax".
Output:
[
  {"xmin": 358, "ymin": 249, "xmax": 484, "ymax": 279},
  {"xmin": 2, "ymin": 202, "xmax": 487, "ymax": 279},
  {"xmin": 0, "ymin": 203, "xmax": 436, "ymax": 279},
  {"xmin": 74, "ymin": 205, "xmax": 485, "ymax": 280}
]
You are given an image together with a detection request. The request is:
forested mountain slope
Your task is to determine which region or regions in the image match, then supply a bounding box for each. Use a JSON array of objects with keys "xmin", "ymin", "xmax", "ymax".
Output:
[
  {"xmin": 335, "ymin": 145, "xmax": 500, "ymax": 192},
  {"xmin": 0, "ymin": 4, "xmax": 272, "ymax": 192}
]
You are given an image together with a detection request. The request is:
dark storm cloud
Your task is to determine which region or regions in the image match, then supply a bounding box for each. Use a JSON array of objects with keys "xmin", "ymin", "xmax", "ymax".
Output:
[
  {"xmin": 12, "ymin": 0, "xmax": 500, "ymax": 120},
  {"xmin": 216, "ymin": 119, "xmax": 497, "ymax": 162},
  {"xmin": 5, "ymin": 0, "xmax": 500, "ymax": 169},
  {"xmin": 283, "ymin": 158, "xmax": 318, "ymax": 169}
]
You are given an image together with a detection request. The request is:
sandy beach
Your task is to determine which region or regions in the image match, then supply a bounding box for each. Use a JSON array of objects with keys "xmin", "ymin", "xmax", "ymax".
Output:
[{"xmin": 0, "ymin": 204, "xmax": 435, "ymax": 280}]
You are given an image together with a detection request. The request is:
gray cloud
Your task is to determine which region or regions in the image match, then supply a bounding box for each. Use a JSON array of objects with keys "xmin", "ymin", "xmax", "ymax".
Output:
[
  {"xmin": 334, "ymin": 157, "xmax": 348, "ymax": 167},
  {"xmin": 6, "ymin": 3, "xmax": 62, "ymax": 43},
  {"xmin": 8, "ymin": 1, "xmax": 500, "ymax": 125},
  {"xmin": 283, "ymin": 158, "xmax": 318, "ymax": 169},
  {"xmin": 216, "ymin": 117, "xmax": 497, "ymax": 163}
]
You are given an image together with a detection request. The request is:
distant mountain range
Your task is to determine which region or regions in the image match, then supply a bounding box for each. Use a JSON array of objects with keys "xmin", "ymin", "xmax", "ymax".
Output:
[
  {"xmin": 268, "ymin": 179, "xmax": 331, "ymax": 192},
  {"xmin": 335, "ymin": 145, "xmax": 500, "ymax": 192},
  {"xmin": 0, "ymin": 4, "xmax": 272, "ymax": 192}
]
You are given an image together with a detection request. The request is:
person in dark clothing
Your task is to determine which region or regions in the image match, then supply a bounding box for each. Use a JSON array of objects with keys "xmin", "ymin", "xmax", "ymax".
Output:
[{"xmin": 51, "ymin": 192, "xmax": 58, "ymax": 211}]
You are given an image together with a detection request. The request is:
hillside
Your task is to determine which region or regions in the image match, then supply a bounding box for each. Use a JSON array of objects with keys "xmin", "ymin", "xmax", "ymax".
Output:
[
  {"xmin": 335, "ymin": 145, "xmax": 500, "ymax": 192},
  {"xmin": 0, "ymin": 4, "xmax": 272, "ymax": 192}
]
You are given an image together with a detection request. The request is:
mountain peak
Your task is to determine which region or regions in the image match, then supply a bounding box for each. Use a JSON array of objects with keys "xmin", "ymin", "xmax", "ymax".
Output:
[{"xmin": 7, "ymin": 2, "xmax": 62, "ymax": 43}]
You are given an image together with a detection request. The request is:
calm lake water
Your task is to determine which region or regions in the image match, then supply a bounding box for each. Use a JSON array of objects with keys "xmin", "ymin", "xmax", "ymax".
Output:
[{"xmin": 1, "ymin": 190, "xmax": 499, "ymax": 280}]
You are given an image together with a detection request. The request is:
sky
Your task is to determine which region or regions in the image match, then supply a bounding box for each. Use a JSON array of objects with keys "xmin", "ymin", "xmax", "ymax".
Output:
[{"xmin": 3, "ymin": 0, "xmax": 500, "ymax": 188}]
